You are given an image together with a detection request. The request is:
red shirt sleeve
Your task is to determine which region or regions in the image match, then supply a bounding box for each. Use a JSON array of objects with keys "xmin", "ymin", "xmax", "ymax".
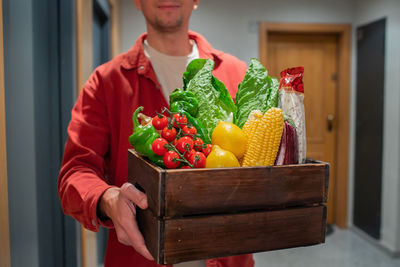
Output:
[{"xmin": 58, "ymin": 70, "xmax": 114, "ymax": 231}]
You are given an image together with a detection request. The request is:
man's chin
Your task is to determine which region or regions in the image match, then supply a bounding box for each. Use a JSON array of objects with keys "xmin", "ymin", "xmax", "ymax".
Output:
[
  {"xmin": 153, "ymin": 19, "xmax": 183, "ymax": 32},
  {"xmin": 155, "ymin": 25, "xmax": 181, "ymax": 33}
]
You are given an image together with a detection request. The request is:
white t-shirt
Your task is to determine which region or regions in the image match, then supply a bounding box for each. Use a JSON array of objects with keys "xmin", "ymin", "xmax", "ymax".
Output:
[
  {"xmin": 144, "ymin": 40, "xmax": 205, "ymax": 267},
  {"xmin": 144, "ymin": 39, "xmax": 199, "ymax": 103}
]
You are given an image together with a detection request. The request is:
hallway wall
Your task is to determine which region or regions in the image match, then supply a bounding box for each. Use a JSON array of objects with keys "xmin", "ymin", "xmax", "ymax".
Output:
[
  {"xmin": 351, "ymin": 0, "xmax": 400, "ymax": 254},
  {"xmin": 3, "ymin": 0, "xmax": 39, "ymax": 265}
]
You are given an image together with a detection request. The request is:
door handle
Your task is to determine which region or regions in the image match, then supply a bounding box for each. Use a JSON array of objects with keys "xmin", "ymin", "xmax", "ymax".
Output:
[{"xmin": 327, "ymin": 114, "xmax": 335, "ymax": 132}]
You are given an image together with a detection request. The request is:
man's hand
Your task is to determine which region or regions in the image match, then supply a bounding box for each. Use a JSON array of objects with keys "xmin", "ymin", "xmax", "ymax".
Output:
[{"xmin": 99, "ymin": 182, "xmax": 154, "ymax": 260}]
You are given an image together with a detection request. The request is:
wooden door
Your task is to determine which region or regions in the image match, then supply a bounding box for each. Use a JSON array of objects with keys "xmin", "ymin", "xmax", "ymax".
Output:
[{"xmin": 267, "ymin": 33, "xmax": 338, "ymax": 223}]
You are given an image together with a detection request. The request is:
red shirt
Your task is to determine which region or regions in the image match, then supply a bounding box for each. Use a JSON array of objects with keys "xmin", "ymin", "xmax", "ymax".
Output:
[{"xmin": 58, "ymin": 31, "xmax": 253, "ymax": 267}]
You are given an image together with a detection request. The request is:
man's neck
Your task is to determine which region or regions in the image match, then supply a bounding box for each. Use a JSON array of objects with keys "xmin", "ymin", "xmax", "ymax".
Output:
[{"xmin": 145, "ymin": 27, "xmax": 192, "ymax": 56}]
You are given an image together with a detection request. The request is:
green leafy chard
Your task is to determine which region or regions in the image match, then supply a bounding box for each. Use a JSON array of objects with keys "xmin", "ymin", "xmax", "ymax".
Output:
[
  {"xmin": 235, "ymin": 58, "xmax": 279, "ymax": 128},
  {"xmin": 183, "ymin": 59, "xmax": 237, "ymax": 141}
]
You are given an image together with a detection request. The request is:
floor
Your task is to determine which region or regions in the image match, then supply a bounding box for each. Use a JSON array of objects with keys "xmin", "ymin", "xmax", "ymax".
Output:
[{"xmin": 254, "ymin": 227, "xmax": 400, "ymax": 267}]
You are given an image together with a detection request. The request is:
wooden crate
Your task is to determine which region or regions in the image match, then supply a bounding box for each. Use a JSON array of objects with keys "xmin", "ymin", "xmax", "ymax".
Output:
[{"xmin": 128, "ymin": 149, "xmax": 329, "ymax": 265}]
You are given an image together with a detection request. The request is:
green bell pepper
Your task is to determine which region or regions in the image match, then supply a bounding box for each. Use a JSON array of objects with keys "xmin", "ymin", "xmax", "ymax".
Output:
[
  {"xmin": 169, "ymin": 89, "xmax": 211, "ymax": 144},
  {"xmin": 169, "ymin": 89, "xmax": 199, "ymax": 116},
  {"xmin": 129, "ymin": 106, "xmax": 164, "ymax": 167}
]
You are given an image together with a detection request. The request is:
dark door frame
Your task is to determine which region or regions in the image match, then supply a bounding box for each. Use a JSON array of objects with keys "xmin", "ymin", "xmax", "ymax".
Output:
[
  {"xmin": 33, "ymin": 0, "xmax": 77, "ymax": 266},
  {"xmin": 353, "ymin": 18, "xmax": 386, "ymax": 239}
]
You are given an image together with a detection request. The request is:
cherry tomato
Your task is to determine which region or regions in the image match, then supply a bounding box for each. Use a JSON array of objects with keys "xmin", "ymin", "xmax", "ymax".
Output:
[
  {"xmin": 172, "ymin": 113, "xmax": 187, "ymax": 128},
  {"xmin": 202, "ymin": 144, "xmax": 213, "ymax": 157},
  {"xmin": 161, "ymin": 127, "xmax": 177, "ymax": 142},
  {"xmin": 163, "ymin": 151, "xmax": 180, "ymax": 169},
  {"xmin": 184, "ymin": 149, "xmax": 196, "ymax": 161},
  {"xmin": 193, "ymin": 138, "xmax": 204, "ymax": 151},
  {"xmin": 152, "ymin": 138, "xmax": 168, "ymax": 156},
  {"xmin": 172, "ymin": 139, "xmax": 178, "ymax": 147},
  {"xmin": 175, "ymin": 136, "xmax": 194, "ymax": 154},
  {"xmin": 152, "ymin": 114, "xmax": 168, "ymax": 130},
  {"xmin": 182, "ymin": 125, "xmax": 197, "ymax": 136},
  {"xmin": 189, "ymin": 151, "xmax": 206, "ymax": 168}
]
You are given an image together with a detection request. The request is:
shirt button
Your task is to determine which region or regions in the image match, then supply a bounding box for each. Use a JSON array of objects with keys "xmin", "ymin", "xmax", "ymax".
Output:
[
  {"xmin": 91, "ymin": 219, "xmax": 96, "ymax": 227},
  {"xmin": 139, "ymin": 66, "xmax": 144, "ymax": 70}
]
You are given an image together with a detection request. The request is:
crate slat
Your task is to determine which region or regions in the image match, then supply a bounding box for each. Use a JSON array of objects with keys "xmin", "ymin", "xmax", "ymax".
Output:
[
  {"xmin": 128, "ymin": 149, "xmax": 165, "ymax": 217},
  {"xmin": 137, "ymin": 205, "xmax": 326, "ymax": 265},
  {"xmin": 128, "ymin": 149, "xmax": 329, "ymax": 218}
]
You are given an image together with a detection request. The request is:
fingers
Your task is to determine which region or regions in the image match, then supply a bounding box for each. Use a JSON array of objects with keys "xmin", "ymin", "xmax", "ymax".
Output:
[
  {"xmin": 120, "ymin": 182, "xmax": 148, "ymax": 209},
  {"xmin": 114, "ymin": 227, "xmax": 131, "ymax": 246},
  {"xmin": 123, "ymin": 218, "xmax": 154, "ymax": 261},
  {"xmin": 113, "ymin": 183, "xmax": 154, "ymax": 260}
]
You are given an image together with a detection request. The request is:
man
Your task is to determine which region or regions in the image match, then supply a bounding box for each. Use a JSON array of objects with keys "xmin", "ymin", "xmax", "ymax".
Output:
[{"xmin": 58, "ymin": 0, "xmax": 253, "ymax": 266}]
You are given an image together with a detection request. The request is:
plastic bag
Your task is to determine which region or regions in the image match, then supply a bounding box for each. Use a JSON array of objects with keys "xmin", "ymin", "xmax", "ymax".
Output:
[{"xmin": 278, "ymin": 67, "xmax": 306, "ymax": 163}]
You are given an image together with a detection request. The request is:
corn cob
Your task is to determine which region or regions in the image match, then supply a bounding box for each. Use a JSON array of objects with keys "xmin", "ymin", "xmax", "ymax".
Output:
[
  {"xmin": 242, "ymin": 107, "xmax": 284, "ymax": 166},
  {"xmin": 241, "ymin": 110, "xmax": 263, "ymax": 151},
  {"xmin": 240, "ymin": 110, "xmax": 263, "ymax": 165}
]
